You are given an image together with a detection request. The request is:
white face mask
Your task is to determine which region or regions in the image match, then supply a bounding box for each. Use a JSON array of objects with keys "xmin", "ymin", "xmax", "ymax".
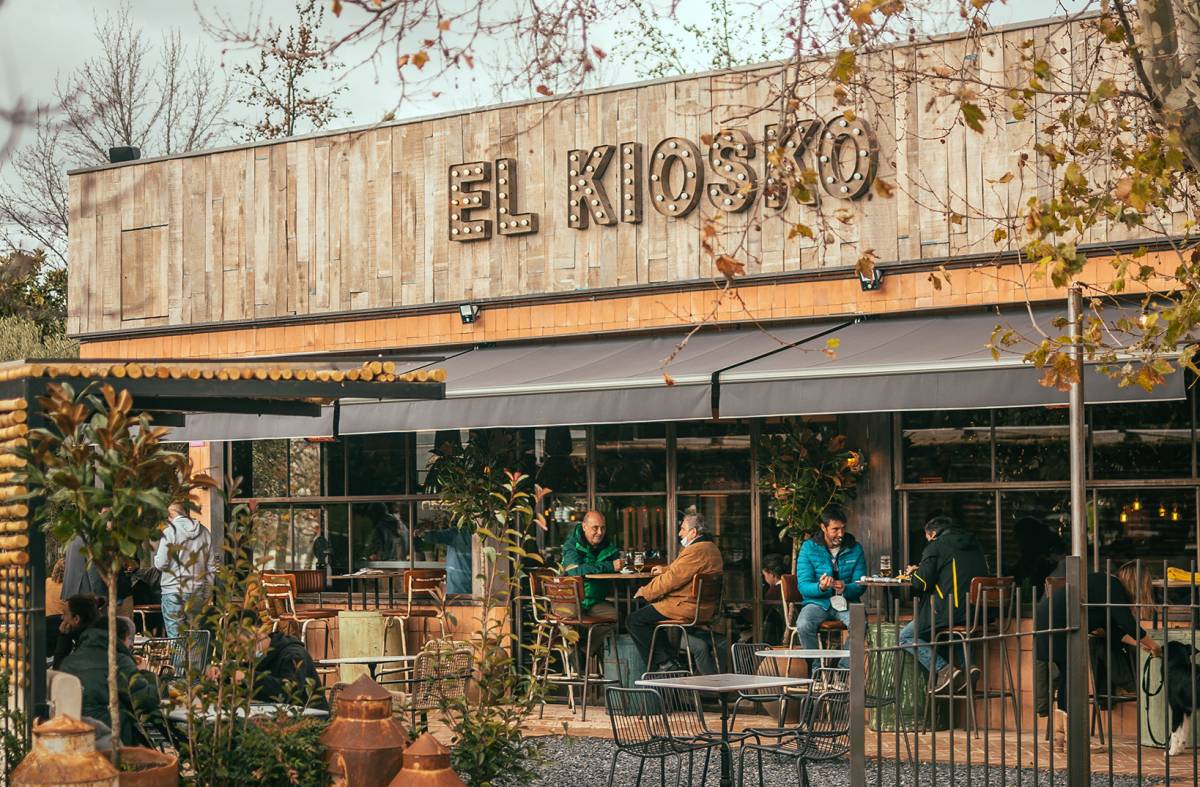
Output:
[{"xmin": 680, "ymin": 536, "xmax": 690, "ymax": 547}]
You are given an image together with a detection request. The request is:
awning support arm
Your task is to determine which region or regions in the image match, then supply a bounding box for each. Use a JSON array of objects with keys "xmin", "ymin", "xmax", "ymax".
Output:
[{"xmin": 708, "ymin": 318, "xmax": 859, "ymax": 418}]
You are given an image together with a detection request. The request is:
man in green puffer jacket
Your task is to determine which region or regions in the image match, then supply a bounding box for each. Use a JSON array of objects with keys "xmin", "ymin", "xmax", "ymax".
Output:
[
  {"xmin": 60, "ymin": 622, "xmax": 163, "ymax": 747},
  {"xmin": 560, "ymin": 511, "xmax": 623, "ymax": 622}
]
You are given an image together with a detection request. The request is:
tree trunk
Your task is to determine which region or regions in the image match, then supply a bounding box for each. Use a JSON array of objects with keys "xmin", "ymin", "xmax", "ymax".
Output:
[
  {"xmin": 1135, "ymin": 0, "xmax": 1200, "ymax": 170},
  {"xmin": 106, "ymin": 568, "xmax": 121, "ymax": 768}
]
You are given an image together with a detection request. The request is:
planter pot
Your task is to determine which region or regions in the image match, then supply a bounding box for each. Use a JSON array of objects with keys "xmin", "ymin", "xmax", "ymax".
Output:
[{"xmin": 117, "ymin": 748, "xmax": 178, "ymax": 787}]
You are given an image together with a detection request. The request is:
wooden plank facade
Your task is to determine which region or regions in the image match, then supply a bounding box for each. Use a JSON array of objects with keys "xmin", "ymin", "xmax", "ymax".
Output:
[{"xmin": 67, "ymin": 15, "xmax": 1169, "ymax": 338}]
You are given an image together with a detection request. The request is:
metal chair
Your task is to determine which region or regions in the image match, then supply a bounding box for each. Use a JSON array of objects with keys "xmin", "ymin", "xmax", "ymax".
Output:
[
  {"xmin": 728, "ymin": 643, "xmax": 788, "ymax": 728},
  {"xmin": 386, "ymin": 640, "xmax": 473, "ymax": 732},
  {"xmin": 260, "ymin": 572, "xmax": 337, "ymax": 655},
  {"xmin": 864, "ymin": 638, "xmax": 913, "ymax": 761},
  {"xmin": 646, "ymin": 572, "xmax": 723, "ymax": 674},
  {"xmin": 641, "ymin": 670, "xmax": 736, "ymax": 784},
  {"xmin": 604, "ymin": 686, "xmax": 711, "ymax": 787},
  {"xmin": 134, "ymin": 636, "xmax": 180, "ymax": 678},
  {"xmin": 533, "ymin": 574, "xmax": 620, "ymax": 721},
  {"xmin": 928, "ymin": 575, "xmax": 1019, "ymax": 734},
  {"xmin": 740, "ymin": 666, "xmax": 846, "ymax": 746},
  {"xmin": 738, "ymin": 688, "xmax": 851, "ymax": 787},
  {"xmin": 383, "ymin": 568, "xmax": 449, "ymax": 658}
]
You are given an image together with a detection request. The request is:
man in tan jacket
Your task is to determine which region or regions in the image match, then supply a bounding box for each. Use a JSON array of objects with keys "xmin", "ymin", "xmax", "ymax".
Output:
[{"xmin": 628, "ymin": 512, "xmax": 724, "ymax": 671}]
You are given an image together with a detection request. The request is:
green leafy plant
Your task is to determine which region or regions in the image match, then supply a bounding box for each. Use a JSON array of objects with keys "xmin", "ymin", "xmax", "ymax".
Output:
[
  {"xmin": 19, "ymin": 383, "xmax": 213, "ymax": 766},
  {"xmin": 428, "ymin": 434, "xmax": 550, "ymax": 786},
  {"xmin": 0, "ymin": 669, "xmax": 28, "ymax": 780},
  {"xmin": 755, "ymin": 419, "xmax": 864, "ymax": 549},
  {"xmin": 186, "ymin": 715, "xmax": 327, "ymax": 787}
]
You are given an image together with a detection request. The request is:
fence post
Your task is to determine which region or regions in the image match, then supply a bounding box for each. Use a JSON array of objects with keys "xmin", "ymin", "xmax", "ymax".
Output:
[
  {"xmin": 849, "ymin": 602, "xmax": 866, "ymax": 787},
  {"xmin": 1064, "ymin": 555, "xmax": 1091, "ymax": 785}
]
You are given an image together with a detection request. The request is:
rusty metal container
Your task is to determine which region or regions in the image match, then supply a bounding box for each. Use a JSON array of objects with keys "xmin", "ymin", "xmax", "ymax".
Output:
[
  {"xmin": 320, "ymin": 674, "xmax": 409, "ymax": 786},
  {"xmin": 389, "ymin": 734, "xmax": 465, "ymax": 787},
  {"xmin": 10, "ymin": 716, "xmax": 118, "ymax": 787}
]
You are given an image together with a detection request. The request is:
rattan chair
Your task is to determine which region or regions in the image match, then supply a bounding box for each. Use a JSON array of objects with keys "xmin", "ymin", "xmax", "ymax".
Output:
[
  {"xmin": 738, "ymin": 688, "xmax": 851, "ymax": 787},
  {"xmin": 646, "ymin": 572, "xmax": 724, "ymax": 674},
  {"xmin": 386, "ymin": 640, "xmax": 473, "ymax": 732}
]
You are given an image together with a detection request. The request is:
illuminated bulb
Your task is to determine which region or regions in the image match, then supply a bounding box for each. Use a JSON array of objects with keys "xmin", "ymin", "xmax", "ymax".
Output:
[
  {"xmin": 1132, "ymin": 498, "xmax": 1142, "ymax": 512},
  {"xmin": 1120, "ymin": 508, "xmax": 1129, "ymax": 523},
  {"xmin": 1159, "ymin": 503, "xmax": 1167, "ymax": 518},
  {"xmin": 1172, "ymin": 506, "xmax": 1181, "ymax": 522}
]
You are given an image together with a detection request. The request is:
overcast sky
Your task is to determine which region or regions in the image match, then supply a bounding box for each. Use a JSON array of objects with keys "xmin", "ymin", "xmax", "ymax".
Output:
[{"xmin": 1, "ymin": 0, "xmax": 1089, "ymax": 146}]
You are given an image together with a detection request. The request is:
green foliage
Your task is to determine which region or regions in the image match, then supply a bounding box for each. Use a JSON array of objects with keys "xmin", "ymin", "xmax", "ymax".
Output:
[
  {"xmin": 18, "ymin": 382, "xmax": 214, "ymax": 765},
  {"xmin": 186, "ymin": 716, "xmax": 328, "ymax": 787},
  {"xmin": 430, "ymin": 435, "xmax": 549, "ymax": 786},
  {"xmin": 0, "ymin": 315, "xmax": 79, "ymax": 361},
  {"xmin": 0, "ymin": 250, "xmax": 67, "ymax": 335},
  {"xmin": 0, "ymin": 670, "xmax": 28, "ymax": 780},
  {"xmin": 755, "ymin": 418, "xmax": 864, "ymax": 544}
]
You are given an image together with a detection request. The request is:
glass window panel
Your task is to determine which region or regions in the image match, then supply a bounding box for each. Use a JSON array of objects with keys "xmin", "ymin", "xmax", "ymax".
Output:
[
  {"xmin": 759, "ymin": 508, "xmax": 792, "ymax": 646},
  {"xmin": 678, "ymin": 493, "xmax": 752, "ymax": 644},
  {"xmin": 414, "ymin": 505, "xmax": 474, "ymax": 595},
  {"xmin": 324, "ymin": 441, "xmax": 346, "ymax": 497},
  {"xmin": 676, "ymin": 422, "xmax": 751, "ymax": 491},
  {"xmin": 596, "ymin": 495, "xmax": 668, "ymax": 557},
  {"xmin": 906, "ymin": 491, "xmax": 996, "ymax": 574},
  {"xmin": 351, "ymin": 502, "xmax": 412, "ymax": 568},
  {"xmin": 995, "ymin": 407, "xmax": 1069, "ymax": 482},
  {"xmin": 324, "ymin": 504, "xmax": 350, "ymax": 577},
  {"xmin": 541, "ymin": 493, "xmax": 591, "ymax": 567},
  {"xmin": 291, "ymin": 507, "xmax": 324, "ymax": 569},
  {"xmin": 1091, "ymin": 400, "xmax": 1193, "ymax": 480},
  {"xmin": 999, "ymin": 491, "xmax": 1069, "ymax": 595},
  {"xmin": 901, "ymin": 411, "xmax": 991, "ymax": 484},
  {"xmin": 347, "ymin": 434, "xmax": 410, "ymax": 495},
  {"xmin": 417, "ymin": 430, "xmax": 467, "ymax": 493},
  {"xmin": 1094, "ymin": 488, "xmax": 1196, "ymax": 565},
  {"xmin": 229, "ymin": 440, "xmax": 288, "ymax": 498},
  {"xmin": 253, "ymin": 507, "xmax": 292, "ymax": 570},
  {"xmin": 289, "ymin": 440, "xmax": 323, "ymax": 496},
  {"xmin": 534, "ymin": 427, "xmax": 587, "ymax": 494},
  {"xmin": 595, "ymin": 424, "xmax": 667, "ymax": 492}
]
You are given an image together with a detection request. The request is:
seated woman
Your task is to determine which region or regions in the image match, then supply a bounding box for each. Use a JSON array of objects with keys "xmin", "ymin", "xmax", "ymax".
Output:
[
  {"xmin": 1034, "ymin": 562, "xmax": 1161, "ymax": 747},
  {"xmin": 59, "ymin": 616, "xmax": 162, "ymax": 747},
  {"xmin": 52, "ymin": 594, "xmax": 101, "ymax": 670}
]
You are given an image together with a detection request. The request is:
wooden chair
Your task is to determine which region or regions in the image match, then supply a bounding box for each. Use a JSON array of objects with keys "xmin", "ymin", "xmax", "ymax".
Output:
[
  {"xmin": 928, "ymin": 575, "xmax": 1019, "ymax": 734},
  {"xmin": 260, "ymin": 572, "xmax": 337, "ymax": 655},
  {"xmin": 646, "ymin": 572, "xmax": 724, "ymax": 675},
  {"xmin": 383, "ymin": 568, "xmax": 449, "ymax": 658},
  {"xmin": 532, "ymin": 573, "xmax": 620, "ymax": 721},
  {"xmin": 780, "ymin": 574, "xmax": 802, "ymax": 647}
]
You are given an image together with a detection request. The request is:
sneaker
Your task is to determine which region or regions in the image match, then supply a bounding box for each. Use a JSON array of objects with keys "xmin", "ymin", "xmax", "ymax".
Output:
[
  {"xmin": 933, "ymin": 665, "xmax": 959, "ymax": 692},
  {"xmin": 952, "ymin": 668, "xmax": 973, "ymax": 692},
  {"xmin": 969, "ymin": 666, "xmax": 982, "ymax": 686}
]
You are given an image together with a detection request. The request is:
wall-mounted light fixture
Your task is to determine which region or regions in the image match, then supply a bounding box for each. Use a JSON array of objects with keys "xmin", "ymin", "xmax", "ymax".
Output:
[
  {"xmin": 858, "ymin": 266, "xmax": 883, "ymax": 292},
  {"xmin": 459, "ymin": 303, "xmax": 481, "ymax": 324}
]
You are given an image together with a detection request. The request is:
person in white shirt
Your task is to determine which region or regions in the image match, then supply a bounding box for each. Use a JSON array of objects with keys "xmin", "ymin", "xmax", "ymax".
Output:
[{"xmin": 153, "ymin": 503, "xmax": 214, "ymax": 639}]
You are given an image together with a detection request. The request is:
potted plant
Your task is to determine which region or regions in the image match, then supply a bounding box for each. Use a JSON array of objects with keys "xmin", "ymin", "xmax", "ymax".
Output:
[
  {"xmin": 19, "ymin": 383, "xmax": 214, "ymax": 772},
  {"xmin": 755, "ymin": 418, "xmax": 865, "ymax": 560}
]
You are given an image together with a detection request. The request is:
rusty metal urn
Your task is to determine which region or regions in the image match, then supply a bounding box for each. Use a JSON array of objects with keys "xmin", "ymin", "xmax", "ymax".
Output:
[
  {"xmin": 320, "ymin": 674, "xmax": 410, "ymax": 786},
  {"xmin": 10, "ymin": 716, "xmax": 118, "ymax": 786},
  {"xmin": 389, "ymin": 733, "xmax": 465, "ymax": 787}
]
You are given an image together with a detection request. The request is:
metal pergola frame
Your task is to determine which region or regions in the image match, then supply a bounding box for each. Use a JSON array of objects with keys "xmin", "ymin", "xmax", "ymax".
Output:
[{"xmin": 0, "ymin": 359, "xmax": 444, "ymax": 743}]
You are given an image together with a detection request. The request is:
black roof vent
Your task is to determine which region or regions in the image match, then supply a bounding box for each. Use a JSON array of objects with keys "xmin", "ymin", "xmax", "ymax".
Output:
[{"xmin": 108, "ymin": 146, "xmax": 141, "ymax": 164}]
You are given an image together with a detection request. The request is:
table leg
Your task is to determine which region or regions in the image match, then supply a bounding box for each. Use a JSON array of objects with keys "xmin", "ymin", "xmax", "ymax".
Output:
[
  {"xmin": 719, "ymin": 694, "xmax": 732, "ymax": 787},
  {"xmin": 374, "ymin": 579, "xmax": 381, "ymax": 608}
]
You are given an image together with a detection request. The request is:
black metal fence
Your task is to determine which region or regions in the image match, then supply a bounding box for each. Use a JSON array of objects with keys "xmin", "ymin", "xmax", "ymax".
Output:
[{"xmin": 846, "ymin": 556, "xmax": 1200, "ymax": 786}]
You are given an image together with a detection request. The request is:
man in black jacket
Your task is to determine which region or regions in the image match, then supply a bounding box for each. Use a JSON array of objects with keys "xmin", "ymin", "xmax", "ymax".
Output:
[
  {"xmin": 899, "ymin": 515, "xmax": 990, "ymax": 692},
  {"xmin": 215, "ymin": 610, "xmax": 327, "ymax": 710}
]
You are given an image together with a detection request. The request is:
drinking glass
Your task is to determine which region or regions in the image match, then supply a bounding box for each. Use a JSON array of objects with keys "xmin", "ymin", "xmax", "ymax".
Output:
[
  {"xmin": 879, "ymin": 555, "xmax": 893, "ymax": 578},
  {"xmin": 633, "ymin": 552, "xmax": 646, "ymax": 572}
]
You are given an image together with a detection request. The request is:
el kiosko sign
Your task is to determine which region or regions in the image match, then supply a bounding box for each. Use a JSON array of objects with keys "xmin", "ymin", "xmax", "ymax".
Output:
[{"xmin": 448, "ymin": 116, "xmax": 879, "ymax": 242}]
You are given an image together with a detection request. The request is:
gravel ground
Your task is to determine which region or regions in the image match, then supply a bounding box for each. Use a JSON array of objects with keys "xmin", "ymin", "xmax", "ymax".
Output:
[{"xmin": 519, "ymin": 735, "xmax": 1167, "ymax": 786}]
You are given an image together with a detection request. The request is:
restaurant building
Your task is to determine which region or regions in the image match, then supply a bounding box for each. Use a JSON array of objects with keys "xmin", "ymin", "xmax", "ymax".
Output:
[{"xmin": 66, "ymin": 14, "xmax": 1194, "ymax": 639}]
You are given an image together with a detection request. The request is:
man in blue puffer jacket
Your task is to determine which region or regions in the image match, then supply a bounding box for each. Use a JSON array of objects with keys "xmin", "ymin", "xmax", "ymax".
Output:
[{"xmin": 795, "ymin": 507, "xmax": 868, "ymax": 668}]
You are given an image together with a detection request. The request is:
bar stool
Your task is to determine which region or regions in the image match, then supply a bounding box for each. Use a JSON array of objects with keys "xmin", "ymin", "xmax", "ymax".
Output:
[
  {"xmin": 818, "ymin": 619, "xmax": 848, "ymax": 650},
  {"xmin": 926, "ymin": 575, "xmax": 1019, "ymax": 734},
  {"xmin": 646, "ymin": 572, "xmax": 724, "ymax": 674},
  {"xmin": 260, "ymin": 572, "xmax": 338, "ymax": 656},
  {"xmin": 383, "ymin": 569, "xmax": 449, "ymax": 658},
  {"xmin": 780, "ymin": 574, "xmax": 802, "ymax": 647},
  {"xmin": 533, "ymin": 574, "xmax": 619, "ymax": 721}
]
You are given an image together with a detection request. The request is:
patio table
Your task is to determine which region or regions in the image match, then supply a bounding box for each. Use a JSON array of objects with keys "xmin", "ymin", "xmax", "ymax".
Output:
[
  {"xmin": 330, "ymin": 570, "xmax": 405, "ymax": 609},
  {"xmin": 316, "ymin": 654, "xmax": 417, "ymax": 680},
  {"xmin": 636, "ymin": 673, "xmax": 810, "ymax": 787}
]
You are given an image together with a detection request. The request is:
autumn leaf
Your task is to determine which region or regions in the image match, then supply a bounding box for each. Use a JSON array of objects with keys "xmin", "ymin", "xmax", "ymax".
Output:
[
  {"xmin": 700, "ymin": 133, "xmax": 714, "ymax": 147},
  {"xmin": 830, "ymin": 50, "xmax": 857, "ymax": 83},
  {"xmin": 332, "ymin": 0, "xmax": 342, "ymax": 16},
  {"xmin": 788, "ymin": 223, "xmax": 815, "ymax": 240},
  {"xmin": 397, "ymin": 54, "xmax": 410, "ymax": 68},
  {"xmin": 993, "ymin": 227, "xmax": 1008, "ymax": 243},
  {"xmin": 932, "ymin": 64, "xmax": 955, "ymax": 78},
  {"xmin": 715, "ymin": 254, "xmax": 746, "ymax": 280},
  {"xmin": 592, "ymin": 46, "xmax": 607, "ymax": 60},
  {"xmin": 437, "ymin": 18, "xmax": 451, "ymax": 31},
  {"xmin": 663, "ymin": 373, "xmax": 676, "ymax": 386},
  {"xmin": 960, "ymin": 102, "xmax": 986, "ymax": 133},
  {"xmin": 949, "ymin": 213, "xmax": 965, "ymax": 226},
  {"xmin": 824, "ymin": 337, "xmax": 841, "ymax": 360},
  {"xmin": 412, "ymin": 50, "xmax": 429, "ymax": 70},
  {"xmin": 856, "ymin": 249, "xmax": 878, "ymax": 281},
  {"xmin": 536, "ymin": 85, "xmax": 554, "ymax": 97},
  {"xmin": 1112, "ymin": 176, "xmax": 1133, "ymax": 203},
  {"xmin": 849, "ymin": 0, "xmax": 880, "ymax": 26},
  {"xmin": 874, "ymin": 178, "xmax": 896, "ymax": 198},
  {"xmin": 988, "ymin": 171, "xmax": 1014, "ymax": 185}
]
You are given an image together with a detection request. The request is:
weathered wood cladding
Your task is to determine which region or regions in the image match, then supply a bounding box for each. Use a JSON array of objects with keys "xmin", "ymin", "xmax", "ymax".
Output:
[{"xmin": 67, "ymin": 16, "xmax": 1170, "ymax": 336}]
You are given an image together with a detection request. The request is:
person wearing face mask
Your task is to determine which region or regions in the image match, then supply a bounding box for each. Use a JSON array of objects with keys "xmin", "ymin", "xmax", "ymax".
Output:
[
  {"xmin": 795, "ymin": 507, "xmax": 868, "ymax": 668},
  {"xmin": 628, "ymin": 512, "xmax": 723, "ymax": 671}
]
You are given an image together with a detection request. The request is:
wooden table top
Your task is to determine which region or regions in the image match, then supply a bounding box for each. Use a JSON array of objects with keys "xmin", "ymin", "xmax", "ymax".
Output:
[{"xmin": 588, "ymin": 572, "xmax": 656, "ymax": 580}]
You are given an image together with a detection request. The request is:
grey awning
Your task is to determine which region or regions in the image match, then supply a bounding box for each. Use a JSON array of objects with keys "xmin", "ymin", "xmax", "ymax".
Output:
[
  {"xmin": 162, "ymin": 410, "xmax": 336, "ymax": 442},
  {"xmin": 716, "ymin": 307, "xmax": 1186, "ymax": 418},
  {"xmin": 338, "ymin": 325, "xmax": 840, "ymax": 433}
]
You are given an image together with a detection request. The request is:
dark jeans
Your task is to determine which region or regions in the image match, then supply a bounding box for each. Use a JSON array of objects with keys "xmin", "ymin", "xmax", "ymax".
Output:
[{"xmin": 627, "ymin": 604, "xmax": 671, "ymax": 668}]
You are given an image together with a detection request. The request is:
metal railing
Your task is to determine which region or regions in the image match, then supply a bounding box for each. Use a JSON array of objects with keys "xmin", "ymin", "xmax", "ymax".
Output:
[{"xmin": 846, "ymin": 556, "xmax": 1200, "ymax": 785}]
